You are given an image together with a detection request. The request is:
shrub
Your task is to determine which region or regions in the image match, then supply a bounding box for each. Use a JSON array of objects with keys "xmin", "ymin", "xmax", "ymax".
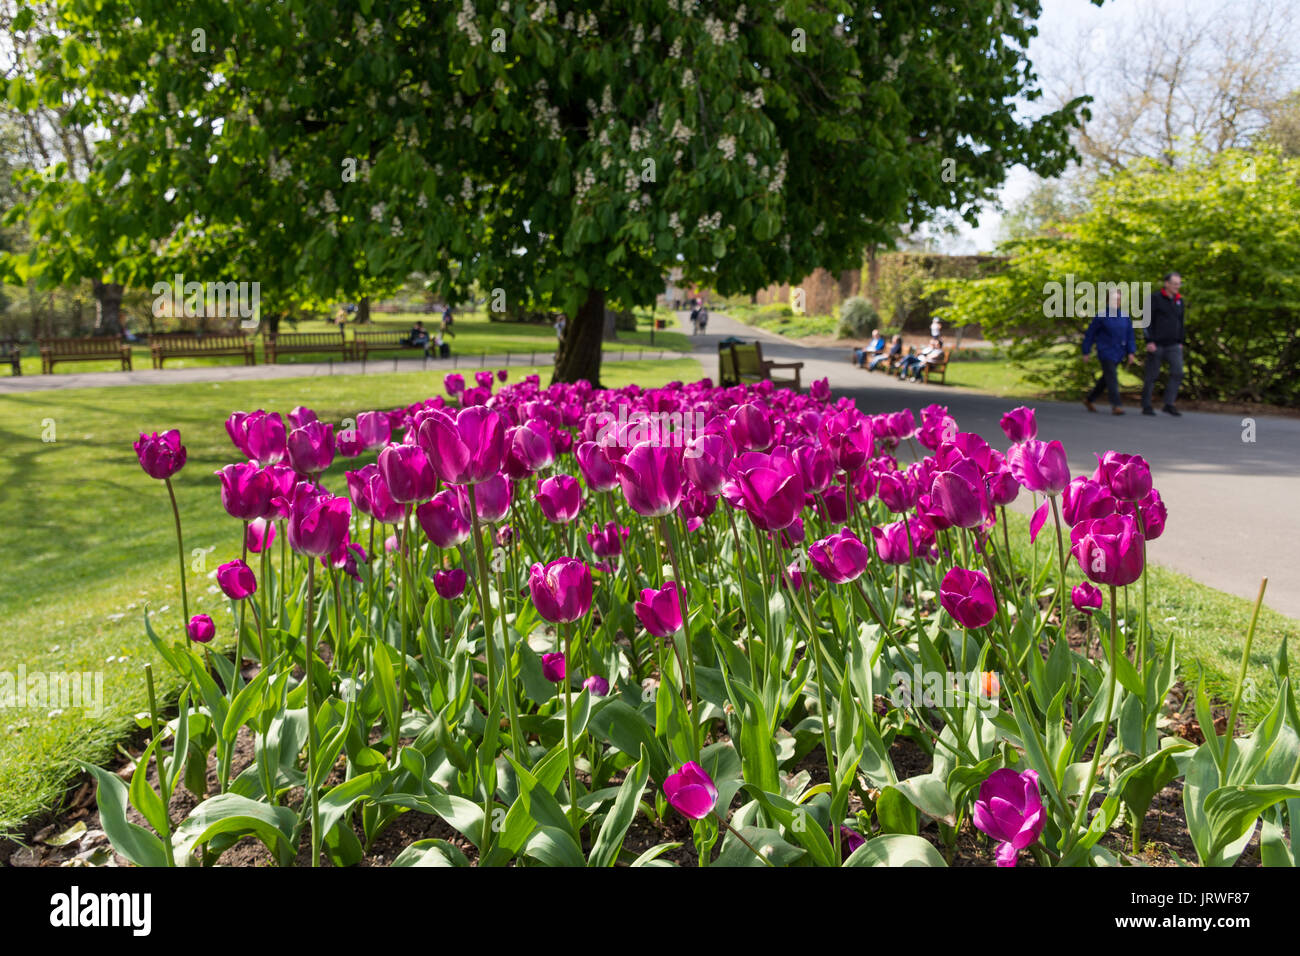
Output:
[{"xmin": 835, "ymin": 296, "xmax": 880, "ymax": 338}]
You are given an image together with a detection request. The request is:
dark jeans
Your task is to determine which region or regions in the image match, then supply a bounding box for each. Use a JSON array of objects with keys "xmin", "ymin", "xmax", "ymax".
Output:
[
  {"xmin": 1087, "ymin": 358, "xmax": 1121, "ymax": 407},
  {"xmin": 1142, "ymin": 344, "xmax": 1184, "ymax": 409}
]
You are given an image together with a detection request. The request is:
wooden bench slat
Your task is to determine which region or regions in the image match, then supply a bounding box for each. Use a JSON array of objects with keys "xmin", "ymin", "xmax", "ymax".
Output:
[{"xmin": 38, "ymin": 337, "xmax": 133, "ymax": 374}]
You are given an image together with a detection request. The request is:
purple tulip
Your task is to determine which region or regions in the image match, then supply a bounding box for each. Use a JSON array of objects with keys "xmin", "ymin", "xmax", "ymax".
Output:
[
  {"xmin": 810, "ymin": 377, "xmax": 831, "ymax": 402},
  {"xmin": 939, "ymin": 567, "xmax": 996, "ymax": 629},
  {"xmin": 378, "ymin": 443, "xmax": 437, "ymax": 504},
  {"xmin": 416, "ymin": 492, "xmax": 471, "ymax": 548},
  {"xmin": 215, "ymin": 462, "xmax": 273, "ymax": 521},
  {"xmin": 497, "ymin": 369, "xmax": 508, "ymax": 382},
  {"xmin": 227, "ymin": 410, "xmax": 287, "ymax": 465},
  {"xmin": 528, "ymin": 558, "xmax": 594, "ymax": 623},
  {"xmin": 793, "ymin": 444, "xmax": 833, "ymax": 494},
  {"xmin": 808, "ymin": 527, "xmax": 870, "ymax": 584},
  {"xmin": 870, "ymin": 521, "xmax": 913, "ymax": 565},
  {"xmin": 729, "ymin": 451, "xmax": 805, "ymax": 531},
  {"xmin": 917, "ymin": 405, "xmax": 957, "ymax": 451},
  {"xmin": 819, "ymin": 410, "xmax": 873, "ymax": 473},
  {"xmin": 1072, "ymin": 582, "xmax": 1103, "ymax": 616},
  {"xmin": 288, "ymin": 406, "xmax": 317, "ymax": 429},
  {"xmin": 817, "ymin": 484, "xmax": 848, "ymax": 523},
  {"xmin": 279, "ymin": 482, "xmax": 351, "ymax": 557},
  {"xmin": 286, "ymin": 421, "xmax": 335, "ymax": 478},
  {"xmin": 876, "ymin": 470, "xmax": 917, "ymax": 514},
  {"xmin": 541, "ymin": 652, "xmax": 566, "ymax": 683},
  {"xmin": 418, "ymin": 406, "xmax": 507, "ymax": 485},
  {"xmin": 999, "ymin": 407, "xmax": 1037, "ymax": 444},
  {"xmin": 444, "ymin": 373, "xmax": 465, "ymax": 396},
  {"xmin": 1007, "ymin": 439, "xmax": 1070, "ymax": 496},
  {"xmin": 1093, "ymin": 450, "xmax": 1153, "ymax": 503},
  {"xmin": 509, "ymin": 421, "xmax": 555, "ymax": 474},
  {"xmin": 454, "ymin": 473, "xmax": 512, "ymax": 523},
  {"xmin": 727, "ymin": 403, "xmax": 773, "ymax": 452},
  {"xmin": 1060, "ymin": 476, "xmax": 1117, "ymax": 527},
  {"xmin": 355, "ymin": 411, "xmax": 392, "ymax": 450},
  {"xmin": 616, "ymin": 442, "xmax": 684, "ymax": 518},
  {"xmin": 262, "ymin": 463, "xmax": 298, "ymax": 516},
  {"xmin": 986, "ymin": 467, "xmax": 1021, "ymax": 508},
  {"xmin": 134, "ymin": 429, "xmax": 187, "ymax": 480},
  {"xmin": 535, "ymin": 474, "xmax": 584, "ymax": 523},
  {"xmin": 1124, "ymin": 488, "xmax": 1167, "ymax": 540},
  {"xmin": 336, "ymin": 429, "xmax": 364, "ymax": 458},
  {"xmin": 583, "ymin": 674, "xmax": 610, "ymax": 696},
  {"xmin": 635, "ymin": 582, "xmax": 684, "ymax": 637},
  {"xmin": 187, "ymin": 614, "xmax": 216, "ymax": 644},
  {"xmin": 930, "ymin": 457, "xmax": 991, "ymax": 529},
  {"xmin": 576, "ymin": 441, "xmax": 619, "ymax": 493},
  {"xmin": 434, "ymin": 568, "xmax": 468, "ymax": 600},
  {"xmin": 1070, "ymin": 513, "xmax": 1145, "ymax": 587},
  {"xmin": 587, "ymin": 520, "xmax": 628, "ymax": 558},
  {"xmin": 663, "ymin": 762, "xmax": 718, "ymax": 820},
  {"xmin": 246, "ymin": 517, "xmax": 276, "ymax": 553},
  {"xmin": 973, "ymin": 768, "xmax": 1046, "ymax": 867},
  {"xmin": 682, "ymin": 433, "xmax": 732, "ymax": 496},
  {"xmin": 216, "ymin": 559, "xmax": 257, "ymax": 600},
  {"xmin": 838, "ymin": 825, "xmax": 866, "ymax": 859}
]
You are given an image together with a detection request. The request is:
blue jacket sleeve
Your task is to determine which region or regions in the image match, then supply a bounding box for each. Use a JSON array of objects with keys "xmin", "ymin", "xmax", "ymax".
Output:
[
  {"xmin": 1082, "ymin": 316, "xmax": 1099, "ymax": 355},
  {"xmin": 1126, "ymin": 319, "xmax": 1136, "ymax": 356}
]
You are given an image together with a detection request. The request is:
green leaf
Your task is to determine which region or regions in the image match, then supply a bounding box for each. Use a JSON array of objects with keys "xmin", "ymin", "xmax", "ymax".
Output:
[
  {"xmin": 391, "ymin": 839, "xmax": 470, "ymax": 867},
  {"xmin": 843, "ymin": 834, "xmax": 948, "ymax": 867},
  {"xmin": 173, "ymin": 793, "xmax": 298, "ymax": 867},
  {"xmin": 589, "ymin": 746, "xmax": 650, "ymax": 867},
  {"xmin": 77, "ymin": 762, "xmax": 169, "ymax": 867},
  {"xmin": 1204, "ymin": 783, "xmax": 1300, "ymax": 861}
]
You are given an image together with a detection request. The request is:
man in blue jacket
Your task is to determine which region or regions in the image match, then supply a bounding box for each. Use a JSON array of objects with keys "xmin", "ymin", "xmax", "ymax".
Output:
[{"xmin": 1082, "ymin": 288, "xmax": 1137, "ymax": 415}]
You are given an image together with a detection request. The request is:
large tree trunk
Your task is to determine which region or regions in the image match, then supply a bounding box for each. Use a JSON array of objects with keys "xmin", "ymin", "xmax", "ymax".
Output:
[
  {"xmin": 92, "ymin": 279, "xmax": 125, "ymax": 336},
  {"xmin": 357, "ymin": 296, "xmax": 371, "ymax": 324},
  {"xmin": 602, "ymin": 306, "xmax": 617, "ymax": 341},
  {"xmin": 552, "ymin": 288, "xmax": 605, "ymax": 385}
]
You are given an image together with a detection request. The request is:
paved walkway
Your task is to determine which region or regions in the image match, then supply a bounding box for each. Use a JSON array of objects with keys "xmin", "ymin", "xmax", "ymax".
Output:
[
  {"xmin": 686, "ymin": 309, "xmax": 1300, "ymax": 618},
  {"xmin": 0, "ymin": 346, "xmax": 690, "ymax": 394}
]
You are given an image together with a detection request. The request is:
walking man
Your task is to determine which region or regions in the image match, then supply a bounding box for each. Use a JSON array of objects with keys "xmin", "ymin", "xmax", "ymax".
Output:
[
  {"xmin": 1082, "ymin": 288, "xmax": 1137, "ymax": 415},
  {"xmin": 1142, "ymin": 272, "xmax": 1186, "ymax": 416}
]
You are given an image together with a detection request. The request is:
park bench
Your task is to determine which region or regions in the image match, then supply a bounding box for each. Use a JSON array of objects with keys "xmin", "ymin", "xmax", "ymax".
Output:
[
  {"xmin": 149, "ymin": 333, "xmax": 256, "ymax": 369},
  {"xmin": 921, "ymin": 347, "xmax": 954, "ymax": 385},
  {"xmin": 2, "ymin": 340, "xmax": 21, "ymax": 376},
  {"xmin": 718, "ymin": 340, "xmax": 803, "ymax": 390},
  {"xmin": 265, "ymin": 330, "xmax": 355, "ymax": 363},
  {"xmin": 354, "ymin": 329, "xmax": 433, "ymax": 363},
  {"xmin": 38, "ymin": 336, "xmax": 133, "ymax": 374}
]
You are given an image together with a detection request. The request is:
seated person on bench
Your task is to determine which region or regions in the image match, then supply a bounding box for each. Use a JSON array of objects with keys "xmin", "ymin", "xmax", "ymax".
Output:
[
  {"xmin": 852, "ymin": 329, "xmax": 887, "ymax": 367},
  {"xmin": 403, "ymin": 322, "xmax": 430, "ymax": 352},
  {"xmin": 869, "ymin": 334, "xmax": 903, "ymax": 371},
  {"xmin": 899, "ymin": 337, "xmax": 943, "ymax": 381}
]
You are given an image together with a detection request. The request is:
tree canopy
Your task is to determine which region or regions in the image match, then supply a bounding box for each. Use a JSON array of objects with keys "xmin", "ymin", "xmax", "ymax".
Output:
[{"xmin": 5, "ymin": 0, "xmax": 1092, "ymax": 381}]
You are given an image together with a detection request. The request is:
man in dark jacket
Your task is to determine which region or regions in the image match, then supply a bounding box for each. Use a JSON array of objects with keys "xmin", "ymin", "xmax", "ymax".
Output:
[
  {"xmin": 1082, "ymin": 288, "xmax": 1137, "ymax": 414},
  {"xmin": 1142, "ymin": 272, "xmax": 1186, "ymax": 416}
]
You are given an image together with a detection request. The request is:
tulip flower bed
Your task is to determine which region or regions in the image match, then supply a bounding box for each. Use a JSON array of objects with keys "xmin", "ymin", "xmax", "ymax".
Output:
[{"xmin": 96, "ymin": 370, "xmax": 1300, "ymax": 868}]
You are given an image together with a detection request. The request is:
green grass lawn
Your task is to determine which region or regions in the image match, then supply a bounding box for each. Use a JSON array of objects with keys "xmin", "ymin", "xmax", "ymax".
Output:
[
  {"xmin": 12, "ymin": 310, "xmax": 691, "ymax": 375},
  {"xmin": 721, "ymin": 302, "xmax": 840, "ymax": 339},
  {"xmin": 0, "ymin": 356, "xmax": 702, "ymax": 834}
]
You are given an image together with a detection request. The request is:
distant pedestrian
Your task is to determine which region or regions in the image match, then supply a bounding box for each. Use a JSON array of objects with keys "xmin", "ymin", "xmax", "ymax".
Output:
[
  {"xmin": 1142, "ymin": 272, "xmax": 1186, "ymax": 416},
  {"xmin": 698, "ymin": 304, "xmax": 709, "ymax": 333},
  {"xmin": 1082, "ymin": 288, "xmax": 1137, "ymax": 415},
  {"xmin": 555, "ymin": 314, "xmax": 567, "ymax": 343},
  {"xmin": 930, "ymin": 317, "xmax": 942, "ymax": 339},
  {"xmin": 442, "ymin": 305, "xmax": 454, "ymax": 331},
  {"xmin": 689, "ymin": 302, "xmax": 700, "ymax": 335}
]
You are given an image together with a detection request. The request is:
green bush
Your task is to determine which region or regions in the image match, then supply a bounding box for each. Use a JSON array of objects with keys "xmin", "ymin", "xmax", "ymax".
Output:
[{"xmin": 835, "ymin": 296, "xmax": 880, "ymax": 338}]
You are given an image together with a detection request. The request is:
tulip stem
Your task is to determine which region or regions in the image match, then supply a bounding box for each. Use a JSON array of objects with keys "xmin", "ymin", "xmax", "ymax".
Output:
[
  {"xmin": 800, "ymin": 575, "xmax": 840, "ymax": 864},
  {"xmin": 714, "ymin": 811, "xmax": 774, "ymax": 867},
  {"xmin": 564, "ymin": 621, "xmax": 580, "ymax": 834},
  {"xmin": 1049, "ymin": 496, "xmax": 1069, "ymax": 642},
  {"xmin": 495, "ymin": 561, "xmax": 527, "ymax": 764},
  {"xmin": 1065, "ymin": 583, "xmax": 1120, "ymax": 858},
  {"xmin": 144, "ymin": 664, "xmax": 176, "ymax": 867},
  {"xmin": 258, "ymin": 545, "xmax": 271, "ymax": 664},
  {"xmin": 163, "ymin": 477, "xmax": 190, "ymax": 631},
  {"xmin": 467, "ymin": 483, "xmax": 508, "ymax": 846},
  {"xmin": 662, "ymin": 516, "xmax": 700, "ymax": 762},
  {"xmin": 304, "ymin": 559, "xmax": 320, "ymax": 868},
  {"xmin": 999, "ymin": 506, "xmax": 1013, "ymax": 580},
  {"xmin": 724, "ymin": 508, "xmax": 760, "ymax": 688}
]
